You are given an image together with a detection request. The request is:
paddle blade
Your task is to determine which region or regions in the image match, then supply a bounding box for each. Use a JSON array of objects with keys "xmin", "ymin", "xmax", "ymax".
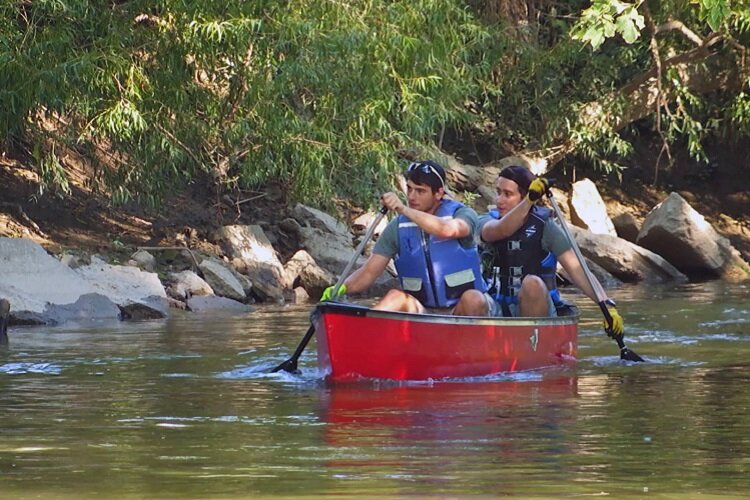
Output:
[
  {"xmin": 270, "ymin": 324, "xmax": 316, "ymax": 374},
  {"xmin": 270, "ymin": 359, "xmax": 300, "ymax": 374},
  {"xmin": 620, "ymin": 346, "xmax": 645, "ymax": 362}
]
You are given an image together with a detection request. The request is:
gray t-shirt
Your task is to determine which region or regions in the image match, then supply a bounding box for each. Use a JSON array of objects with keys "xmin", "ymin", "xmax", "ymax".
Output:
[
  {"xmin": 373, "ymin": 205, "xmax": 480, "ymax": 259},
  {"xmin": 477, "ymin": 213, "xmax": 571, "ymax": 257}
]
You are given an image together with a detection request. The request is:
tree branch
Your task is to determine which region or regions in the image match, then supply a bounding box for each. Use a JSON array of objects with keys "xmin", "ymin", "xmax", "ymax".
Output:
[
  {"xmin": 655, "ymin": 20, "xmax": 704, "ymax": 46},
  {"xmin": 531, "ymin": 33, "xmax": 738, "ymax": 169}
]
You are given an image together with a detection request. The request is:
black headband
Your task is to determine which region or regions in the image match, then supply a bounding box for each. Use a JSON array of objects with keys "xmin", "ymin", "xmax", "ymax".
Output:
[{"xmin": 498, "ymin": 165, "xmax": 535, "ymax": 194}]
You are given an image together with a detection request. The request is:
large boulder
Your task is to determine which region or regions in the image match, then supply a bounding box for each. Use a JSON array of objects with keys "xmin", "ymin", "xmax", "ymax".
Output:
[
  {"xmin": 198, "ymin": 258, "xmax": 247, "ymax": 302},
  {"xmin": 557, "ymin": 257, "xmax": 622, "ymax": 289},
  {"xmin": 166, "ymin": 270, "xmax": 214, "ymax": 301},
  {"xmin": 570, "ymin": 179, "xmax": 617, "ymax": 236},
  {"xmin": 283, "ymin": 250, "xmax": 335, "ymax": 300},
  {"xmin": 0, "ymin": 238, "xmax": 106, "ymax": 322},
  {"xmin": 352, "ymin": 210, "xmax": 388, "ymax": 239},
  {"xmin": 290, "ymin": 203, "xmax": 367, "ymax": 272},
  {"xmin": 74, "ymin": 256, "xmax": 170, "ymax": 319},
  {"xmin": 0, "ymin": 238, "xmax": 167, "ymax": 324},
  {"xmin": 636, "ymin": 192, "xmax": 750, "ymax": 280},
  {"xmin": 289, "ymin": 204, "xmax": 397, "ymax": 297},
  {"xmin": 186, "ymin": 295, "xmax": 252, "ymax": 313},
  {"xmin": 570, "ymin": 226, "xmax": 687, "ymax": 283},
  {"xmin": 214, "ymin": 225, "xmax": 285, "ymax": 302}
]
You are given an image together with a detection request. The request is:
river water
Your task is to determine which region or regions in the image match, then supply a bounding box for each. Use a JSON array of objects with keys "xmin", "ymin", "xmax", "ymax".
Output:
[{"xmin": 1, "ymin": 281, "xmax": 749, "ymax": 498}]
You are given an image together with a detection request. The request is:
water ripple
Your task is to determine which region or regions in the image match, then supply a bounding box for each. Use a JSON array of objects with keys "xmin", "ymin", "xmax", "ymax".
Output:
[{"xmin": 0, "ymin": 362, "xmax": 63, "ymax": 375}]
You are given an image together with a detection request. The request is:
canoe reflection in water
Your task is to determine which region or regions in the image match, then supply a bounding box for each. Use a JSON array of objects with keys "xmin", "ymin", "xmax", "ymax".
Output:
[{"xmin": 317, "ymin": 375, "xmax": 579, "ymax": 486}]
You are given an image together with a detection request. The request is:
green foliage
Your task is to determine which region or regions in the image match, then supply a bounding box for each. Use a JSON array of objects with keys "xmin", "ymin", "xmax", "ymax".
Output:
[
  {"xmin": 699, "ymin": 0, "xmax": 732, "ymax": 31},
  {"xmin": 571, "ymin": 1, "xmax": 747, "ymax": 168},
  {"xmin": 1, "ymin": 0, "xmax": 493, "ymax": 208},
  {"xmin": 572, "ymin": 0, "xmax": 645, "ymax": 50},
  {"xmin": 1, "ymin": 0, "xmax": 749, "ymax": 209},
  {"xmin": 36, "ymin": 145, "xmax": 71, "ymax": 197},
  {"xmin": 476, "ymin": 0, "xmax": 749, "ymax": 177}
]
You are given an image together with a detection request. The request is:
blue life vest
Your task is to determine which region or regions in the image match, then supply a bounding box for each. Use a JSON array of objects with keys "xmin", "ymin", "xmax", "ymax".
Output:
[
  {"xmin": 484, "ymin": 206, "xmax": 561, "ymax": 306},
  {"xmin": 394, "ymin": 199, "xmax": 486, "ymax": 308}
]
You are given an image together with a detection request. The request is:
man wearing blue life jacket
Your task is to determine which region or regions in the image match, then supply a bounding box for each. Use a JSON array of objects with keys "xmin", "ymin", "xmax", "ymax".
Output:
[
  {"xmin": 459, "ymin": 165, "xmax": 624, "ymax": 336},
  {"xmin": 321, "ymin": 160, "xmax": 486, "ymax": 315}
]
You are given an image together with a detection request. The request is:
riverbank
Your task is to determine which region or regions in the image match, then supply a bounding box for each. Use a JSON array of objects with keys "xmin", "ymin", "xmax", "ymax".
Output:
[{"xmin": 2, "ymin": 152, "xmax": 749, "ymax": 281}]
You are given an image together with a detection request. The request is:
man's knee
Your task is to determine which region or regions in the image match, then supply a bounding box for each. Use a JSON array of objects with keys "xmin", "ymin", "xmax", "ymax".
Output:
[
  {"xmin": 374, "ymin": 289, "xmax": 423, "ymax": 313},
  {"xmin": 454, "ymin": 289, "xmax": 489, "ymax": 316},
  {"xmin": 520, "ymin": 275, "xmax": 547, "ymax": 300},
  {"xmin": 519, "ymin": 275, "xmax": 553, "ymax": 317}
]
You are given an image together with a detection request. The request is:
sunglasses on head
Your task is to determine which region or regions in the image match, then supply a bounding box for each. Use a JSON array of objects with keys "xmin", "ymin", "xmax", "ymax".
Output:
[{"xmin": 407, "ymin": 162, "xmax": 445, "ymax": 190}]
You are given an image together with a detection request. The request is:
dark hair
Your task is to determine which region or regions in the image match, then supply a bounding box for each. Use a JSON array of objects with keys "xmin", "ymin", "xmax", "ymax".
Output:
[
  {"xmin": 405, "ymin": 160, "xmax": 447, "ymax": 193},
  {"xmin": 498, "ymin": 165, "xmax": 535, "ymax": 196}
]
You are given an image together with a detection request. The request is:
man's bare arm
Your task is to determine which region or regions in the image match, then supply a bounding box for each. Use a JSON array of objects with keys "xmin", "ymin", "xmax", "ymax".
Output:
[
  {"xmin": 480, "ymin": 198, "xmax": 533, "ymax": 242},
  {"xmin": 381, "ymin": 192, "xmax": 469, "ymax": 239},
  {"xmin": 343, "ymin": 253, "xmax": 391, "ymax": 294}
]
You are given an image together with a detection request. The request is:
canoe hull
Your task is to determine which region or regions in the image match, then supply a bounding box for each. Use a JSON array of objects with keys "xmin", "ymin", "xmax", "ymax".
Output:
[{"xmin": 314, "ymin": 303, "xmax": 577, "ymax": 381}]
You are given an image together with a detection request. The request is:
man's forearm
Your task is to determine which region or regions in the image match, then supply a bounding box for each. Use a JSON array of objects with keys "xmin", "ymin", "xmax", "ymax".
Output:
[
  {"xmin": 481, "ymin": 199, "xmax": 532, "ymax": 242},
  {"xmin": 400, "ymin": 206, "xmax": 467, "ymax": 239}
]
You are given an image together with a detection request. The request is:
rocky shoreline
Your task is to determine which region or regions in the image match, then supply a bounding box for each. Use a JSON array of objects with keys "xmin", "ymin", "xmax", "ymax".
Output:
[{"xmin": 1, "ymin": 181, "xmax": 748, "ymax": 330}]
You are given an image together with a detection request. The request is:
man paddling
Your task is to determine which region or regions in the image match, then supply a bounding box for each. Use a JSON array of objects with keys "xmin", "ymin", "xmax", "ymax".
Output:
[
  {"xmin": 321, "ymin": 160, "xmax": 486, "ymax": 315},
  {"xmin": 462, "ymin": 165, "xmax": 625, "ymax": 337}
]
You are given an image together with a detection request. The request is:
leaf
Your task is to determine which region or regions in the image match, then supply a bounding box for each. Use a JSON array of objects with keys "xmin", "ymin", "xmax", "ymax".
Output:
[
  {"xmin": 616, "ymin": 7, "xmax": 645, "ymax": 44},
  {"xmin": 584, "ymin": 27, "xmax": 607, "ymax": 50}
]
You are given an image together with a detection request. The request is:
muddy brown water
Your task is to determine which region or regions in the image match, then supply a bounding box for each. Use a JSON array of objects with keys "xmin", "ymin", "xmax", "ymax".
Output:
[{"xmin": 1, "ymin": 281, "xmax": 749, "ymax": 498}]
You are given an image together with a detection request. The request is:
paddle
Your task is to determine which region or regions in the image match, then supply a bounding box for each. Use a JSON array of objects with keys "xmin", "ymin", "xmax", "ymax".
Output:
[
  {"xmin": 271, "ymin": 205, "xmax": 389, "ymax": 373},
  {"xmin": 546, "ymin": 190, "xmax": 645, "ymax": 362}
]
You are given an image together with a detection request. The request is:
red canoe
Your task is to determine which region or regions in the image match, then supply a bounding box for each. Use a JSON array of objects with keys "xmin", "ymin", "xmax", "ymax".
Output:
[{"xmin": 312, "ymin": 303, "xmax": 578, "ymax": 381}]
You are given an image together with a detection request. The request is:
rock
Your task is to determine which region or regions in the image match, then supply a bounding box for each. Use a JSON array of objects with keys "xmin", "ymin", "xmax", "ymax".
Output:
[
  {"xmin": 570, "ymin": 226, "xmax": 687, "ymax": 283},
  {"xmin": 292, "ymin": 286, "xmax": 310, "ymax": 304},
  {"xmin": 43, "ymin": 293, "xmax": 122, "ymax": 324},
  {"xmin": 186, "ymin": 295, "xmax": 253, "ymax": 313},
  {"xmin": 213, "ymin": 225, "xmax": 285, "ymax": 302},
  {"xmin": 570, "ymin": 179, "xmax": 617, "ymax": 236},
  {"xmin": 228, "ymin": 258, "xmax": 254, "ymax": 296},
  {"xmin": 0, "ymin": 238, "xmax": 121, "ymax": 324},
  {"xmin": 283, "ymin": 250, "xmax": 335, "ymax": 297},
  {"xmin": 352, "ymin": 211, "xmax": 388, "ymax": 238},
  {"xmin": 612, "ymin": 212, "xmax": 640, "ymax": 243},
  {"xmin": 129, "ymin": 250, "xmax": 157, "ymax": 272},
  {"xmin": 296, "ymin": 223, "xmax": 367, "ymax": 273},
  {"xmin": 198, "ymin": 259, "xmax": 247, "ymax": 301},
  {"xmin": 166, "ymin": 270, "xmax": 214, "ymax": 301},
  {"xmin": 293, "ymin": 203, "xmax": 350, "ymax": 235},
  {"xmin": 59, "ymin": 253, "xmax": 82, "ymax": 269},
  {"xmin": 557, "ymin": 258, "xmax": 622, "ymax": 289},
  {"xmin": 166, "ymin": 297, "xmax": 188, "ymax": 310},
  {"xmin": 636, "ymin": 192, "xmax": 750, "ymax": 280},
  {"xmin": 548, "ymin": 188, "xmax": 570, "ymax": 220},
  {"xmin": 75, "ymin": 256, "xmax": 170, "ymax": 318}
]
